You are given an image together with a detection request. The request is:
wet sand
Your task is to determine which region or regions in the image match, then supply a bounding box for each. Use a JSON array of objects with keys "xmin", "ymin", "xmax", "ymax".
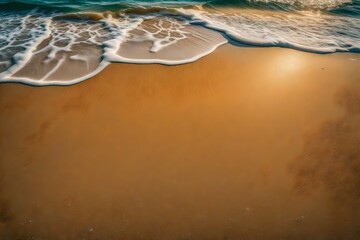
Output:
[{"xmin": 0, "ymin": 44, "xmax": 360, "ymax": 239}]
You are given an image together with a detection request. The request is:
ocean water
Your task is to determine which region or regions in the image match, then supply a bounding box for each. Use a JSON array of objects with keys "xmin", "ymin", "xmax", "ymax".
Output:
[{"xmin": 0, "ymin": 0, "xmax": 359, "ymax": 85}]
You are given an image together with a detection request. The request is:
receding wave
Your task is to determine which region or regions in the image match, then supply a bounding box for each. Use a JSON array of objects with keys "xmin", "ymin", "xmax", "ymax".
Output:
[{"xmin": 0, "ymin": 0, "xmax": 359, "ymax": 86}]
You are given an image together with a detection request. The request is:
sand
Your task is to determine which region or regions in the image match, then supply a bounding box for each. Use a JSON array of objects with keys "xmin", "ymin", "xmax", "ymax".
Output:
[{"xmin": 0, "ymin": 44, "xmax": 360, "ymax": 239}]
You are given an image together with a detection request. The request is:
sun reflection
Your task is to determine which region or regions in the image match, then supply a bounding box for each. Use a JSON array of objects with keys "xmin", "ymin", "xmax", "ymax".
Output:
[{"xmin": 275, "ymin": 51, "xmax": 303, "ymax": 74}]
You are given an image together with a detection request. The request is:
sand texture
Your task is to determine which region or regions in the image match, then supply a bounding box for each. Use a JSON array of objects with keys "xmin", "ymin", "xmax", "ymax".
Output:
[{"xmin": 0, "ymin": 45, "xmax": 360, "ymax": 239}]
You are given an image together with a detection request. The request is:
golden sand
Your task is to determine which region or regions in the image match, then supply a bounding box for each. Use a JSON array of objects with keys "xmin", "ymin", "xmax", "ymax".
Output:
[{"xmin": 0, "ymin": 45, "xmax": 360, "ymax": 239}]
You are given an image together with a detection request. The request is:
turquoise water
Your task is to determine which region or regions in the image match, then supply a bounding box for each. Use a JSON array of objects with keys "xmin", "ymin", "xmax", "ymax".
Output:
[
  {"xmin": 0, "ymin": 0, "xmax": 359, "ymax": 15},
  {"xmin": 0, "ymin": 0, "xmax": 359, "ymax": 85}
]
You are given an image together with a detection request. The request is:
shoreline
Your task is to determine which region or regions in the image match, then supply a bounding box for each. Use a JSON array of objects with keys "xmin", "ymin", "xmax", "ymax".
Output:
[
  {"xmin": 1, "ymin": 42, "xmax": 359, "ymax": 87},
  {"xmin": 1, "ymin": 4, "xmax": 360, "ymax": 86},
  {"xmin": 1, "ymin": 45, "xmax": 360, "ymax": 239}
]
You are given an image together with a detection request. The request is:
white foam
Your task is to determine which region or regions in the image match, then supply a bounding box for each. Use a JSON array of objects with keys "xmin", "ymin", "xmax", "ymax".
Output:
[
  {"xmin": 0, "ymin": 13, "xmax": 227, "ymax": 85},
  {"xmin": 249, "ymin": 0, "xmax": 353, "ymax": 9},
  {"xmin": 0, "ymin": 15, "xmax": 52, "ymax": 79},
  {"xmin": 0, "ymin": 6, "xmax": 359, "ymax": 86},
  {"xmin": 106, "ymin": 16, "xmax": 227, "ymax": 65},
  {"xmin": 178, "ymin": 8, "xmax": 360, "ymax": 53}
]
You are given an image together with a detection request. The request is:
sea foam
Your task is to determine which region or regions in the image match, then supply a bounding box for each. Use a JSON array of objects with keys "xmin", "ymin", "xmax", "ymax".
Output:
[{"xmin": 0, "ymin": 4, "xmax": 359, "ymax": 86}]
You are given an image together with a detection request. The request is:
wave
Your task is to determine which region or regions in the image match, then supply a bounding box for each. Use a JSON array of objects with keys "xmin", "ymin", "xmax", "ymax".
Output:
[
  {"xmin": 0, "ymin": 0, "xmax": 359, "ymax": 86},
  {"xmin": 206, "ymin": 0, "xmax": 360, "ymax": 18},
  {"xmin": 0, "ymin": 0, "xmax": 358, "ymax": 13},
  {"xmin": 180, "ymin": 8, "xmax": 360, "ymax": 53},
  {"xmin": 208, "ymin": 0, "xmax": 354, "ymax": 9},
  {"xmin": 0, "ymin": 1, "xmax": 78, "ymax": 12},
  {"xmin": 0, "ymin": 0, "xmax": 132, "ymax": 13}
]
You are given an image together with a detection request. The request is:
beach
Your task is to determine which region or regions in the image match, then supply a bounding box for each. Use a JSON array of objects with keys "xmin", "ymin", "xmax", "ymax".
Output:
[{"xmin": 1, "ymin": 44, "xmax": 360, "ymax": 239}]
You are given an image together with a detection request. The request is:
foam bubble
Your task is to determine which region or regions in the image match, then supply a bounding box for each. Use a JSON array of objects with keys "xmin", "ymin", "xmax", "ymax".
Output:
[
  {"xmin": 0, "ymin": 6, "xmax": 359, "ymax": 86},
  {"xmin": 0, "ymin": 12, "xmax": 227, "ymax": 85},
  {"xmin": 249, "ymin": 0, "xmax": 353, "ymax": 9},
  {"xmin": 107, "ymin": 16, "xmax": 227, "ymax": 65},
  {"xmin": 179, "ymin": 8, "xmax": 360, "ymax": 53}
]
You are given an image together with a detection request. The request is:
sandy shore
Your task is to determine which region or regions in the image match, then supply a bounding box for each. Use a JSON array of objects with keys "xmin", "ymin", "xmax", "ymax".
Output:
[{"xmin": 0, "ymin": 44, "xmax": 360, "ymax": 239}]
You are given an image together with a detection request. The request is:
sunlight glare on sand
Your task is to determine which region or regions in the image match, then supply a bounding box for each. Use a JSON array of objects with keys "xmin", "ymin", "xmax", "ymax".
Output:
[{"xmin": 276, "ymin": 51, "xmax": 303, "ymax": 75}]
